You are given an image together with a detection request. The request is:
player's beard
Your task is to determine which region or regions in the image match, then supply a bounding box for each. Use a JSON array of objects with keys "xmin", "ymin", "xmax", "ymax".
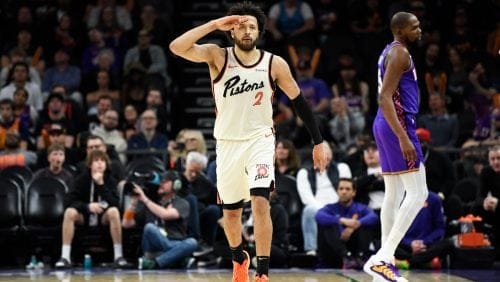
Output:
[{"xmin": 234, "ymin": 37, "xmax": 257, "ymax": 51}]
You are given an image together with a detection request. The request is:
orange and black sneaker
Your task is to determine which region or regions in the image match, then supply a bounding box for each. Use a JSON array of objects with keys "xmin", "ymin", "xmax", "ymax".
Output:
[
  {"xmin": 232, "ymin": 250, "xmax": 250, "ymax": 282},
  {"xmin": 254, "ymin": 274, "xmax": 269, "ymax": 281}
]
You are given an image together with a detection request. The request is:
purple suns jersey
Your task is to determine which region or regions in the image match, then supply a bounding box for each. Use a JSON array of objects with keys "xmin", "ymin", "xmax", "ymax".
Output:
[
  {"xmin": 373, "ymin": 41, "xmax": 423, "ymax": 174},
  {"xmin": 377, "ymin": 41, "xmax": 419, "ymax": 115}
]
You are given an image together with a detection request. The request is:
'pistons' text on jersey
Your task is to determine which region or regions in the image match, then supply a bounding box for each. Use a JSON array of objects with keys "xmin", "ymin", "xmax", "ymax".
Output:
[{"xmin": 212, "ymin": 47, "xmax": 275, "ymax": 140}]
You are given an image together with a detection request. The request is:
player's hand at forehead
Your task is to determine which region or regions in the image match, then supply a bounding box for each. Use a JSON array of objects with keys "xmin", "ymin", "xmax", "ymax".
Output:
[{"xmin": 213, "ymin": 15, "xmax": 249, "ymax": 31}]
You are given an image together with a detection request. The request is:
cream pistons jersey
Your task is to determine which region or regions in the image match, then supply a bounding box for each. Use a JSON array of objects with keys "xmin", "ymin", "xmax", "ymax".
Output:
[{"xmin": 212, "ymin": 47, "xmax": 275, "ymax": 140}]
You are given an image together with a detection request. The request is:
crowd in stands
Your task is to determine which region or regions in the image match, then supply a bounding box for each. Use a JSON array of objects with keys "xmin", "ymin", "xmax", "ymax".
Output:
[{"xmin": 0, "ymin": 0, "xmax": 498, "ymax": 270}]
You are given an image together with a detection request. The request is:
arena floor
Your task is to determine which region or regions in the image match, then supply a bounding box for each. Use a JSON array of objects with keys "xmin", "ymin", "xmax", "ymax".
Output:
[{"xmin": 0, "ymin": 268, "xmax": 497, "ymax": 282}]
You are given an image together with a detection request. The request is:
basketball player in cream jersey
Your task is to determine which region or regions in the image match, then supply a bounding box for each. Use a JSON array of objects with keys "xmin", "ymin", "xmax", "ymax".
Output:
[{"xmin": 170, "ymin": 2, "xmax": 328, "ymax": 281}]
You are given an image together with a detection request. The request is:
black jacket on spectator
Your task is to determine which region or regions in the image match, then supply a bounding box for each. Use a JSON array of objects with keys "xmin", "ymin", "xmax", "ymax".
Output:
[
  {"xmin": 180, "ymin": 172, "xmax": 218, "ymax": 209},
  {"xmin": 64, "ymin": 170, "xmax": 119, "ymax": 215}
]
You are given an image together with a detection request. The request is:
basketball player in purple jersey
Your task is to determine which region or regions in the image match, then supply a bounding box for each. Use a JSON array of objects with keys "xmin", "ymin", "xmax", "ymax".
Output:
[
  {"xmin": 170, "ymin": 2, "xmax": 328, "ymax": 281},
  {"xmin": 363, "ymin": 12, "xmax": 428, "ymax": 282}
]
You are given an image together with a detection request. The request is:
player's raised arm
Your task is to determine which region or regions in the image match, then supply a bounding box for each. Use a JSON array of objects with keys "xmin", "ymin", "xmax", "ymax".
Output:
[
  {"xmin": 272, "ymin": 55, "xmax": 328, "ymax": 172},
  {"xmin": 169, "ymin": 15, "xmax": 248, "ymax": 64}
]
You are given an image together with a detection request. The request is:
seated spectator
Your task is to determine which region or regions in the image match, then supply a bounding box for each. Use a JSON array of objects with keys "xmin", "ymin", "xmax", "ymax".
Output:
[
  {"xmin": 55, "ymin": 150, "xmax": 128, "ymax": 268},
  {"xmin": 33, "ymin": 143, "xmax": 74, "ymax": 188},
  {"xmin": 416, "ymin": 43, "xmax": 446, "ymax": 114},
  {"xmin": 86, "ymin": 0, "xmax": 132, "ymax": 32},
  {"xmin": 465, "ymin": 61, "xmax": 498, "ymax": 141},
  {"xmin": 121, "ymin": 62, "xmax": 148, "ymax": 109},
  {"xmin": 445, "ymin": 47, "xmax": 467, "ymax": 114},
  {"xmin": 127, "ymin": 109, "xmax": 168, "ymax": 160},
  {"xmin": 81, "ymin": 48, "xmax": 121, "ymax": 95},
  {"xmin": 81, "ymin": 28, "xmax": 121, "ymax": 80},
  {"xmin": 416, "ymin": 128, "xmax": 456, "ymax": 199},
  {"xmin": 275, "ymin": 138, "xmax": 301, "ymax": 177},
  {"xmin": 316, "ymin": 178, "xmax": 378, "ymax": 269},
  {"xmin": 0, "ymin": 47, "xmax": 41, "ymax": 88},
  {"xmin": 445, "ymin": 178, "xmax": 480, "ymax": 222},
  {"xmin": 95, "ymin": 5, "xmax": 128, "ymax": 49},
  {"xmin": 179, "ymin": 152, "xmax": 221, "ymax": 257},
  {"xmin": 121, "ymin": 104, "xmax": 139, "ymax": 140},
  {"xmin": 91, "ymin": 109, "xmax": 127, "ymax": 164},
  {"xmin": 279, "ymin": 58, "xmax": 332, "ymax": 117},
  {"xmin": 417, "ymin": 94, "xmax": 459, "ymax": 149},
  {"xmin": 85, "ymin": 70, "xmax": 121, "ymax": 115},
  {"xmin": 12, "ymin": 87, "xmax": 38, "ymax": 132},
  {"xmin": 42, "ymin": 48, "xmax": 82, "ymax": 105},
  {"xmin": 167, "ymin": 129, "xmax": 207, "ymax": 172},
  {"xmin": 395, "ymin": 192, "xmax": 453, "ymax": 269},
  {"xmin": 267, "ymin": 0, "xmax": 316, "ymax": 54},
  {"xmin": 453, "ymin": 139, "xmax": 485, "ymax": 182},
  {"xmin": 50, "ymin": 85, "xmax": 86, "ymax": 134},
  {"xmin": 3, "ymin": 28, "xmax": 45, "ymax": 79},
  {"xmin": 0, "ymin": 61, "xmax": 43, "ymax": 111},
  {"xmin": 474, "ymin": 145, "xmax": 500, "ymax": 257},
  {"xmin": 51, "ymin": 14, "xmax": 77, "ymax": 54},
  {"xmin": 327, "ymin": 97, "xmax": 364, "ymax": 151},
  {"xmin": 122, "ymin": 171, "xmax": 198, "ymax": 269},
  {"xmin": 35, "ymin": 92, "xmax": 76, "ymax": 150},
  {"xmin": 123, "ymin": 29, "xmax": 169, "ymax": 90},
  {"xmin": 0, "ymin": 132, "xmax": 37, "ymax": 169},
  {"xmin": 88, "ymin": 95, "xmax": 113, "ymax": 131},
  {"xmin": 313, "ymin": 0, "xmax": 339, "ymax": 43},
  {"xmin": 0, "ymin": 98, "xmax": 30, "ymax": 150},
  {"xmin": 331, "ymin": 60, "xmax": 369, "ymax": 132},
  {"xmin": 35, "ymin": 122, "xmax": 79, "ymax": 170},
  {"xmin": 134, "ymin": 4, "xmax": 171, "ymax": 49},
  {"xmin": 353, "ymin": 142, "xmax": 385, "ymax": 216},
  {"xmin": 297, "ymin": 141, "xmax": 352, "ymax": 256},
  {"xmin": 145, "ymin": 88, "xmax": 169, "ymax": 135},
  {"xmin": 76, "ymin": 134, "xmax": 125, "ymax": 182}
]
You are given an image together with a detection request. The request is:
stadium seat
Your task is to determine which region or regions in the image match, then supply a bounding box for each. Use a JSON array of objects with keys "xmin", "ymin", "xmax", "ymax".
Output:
[
  {"xmin": 0, "ymin": 179, "xmax": 23, "ymax": 266},
  {"xmin": 275, "ymin": 173, "xmax": 303, "ymax": 253},
  {"xmin": 24, "ymin": 177, "xmax": 68, "ymax": 263},
  {"xmin": 0, "ymin": 165, "xmax": 33, "ymax": 193}
]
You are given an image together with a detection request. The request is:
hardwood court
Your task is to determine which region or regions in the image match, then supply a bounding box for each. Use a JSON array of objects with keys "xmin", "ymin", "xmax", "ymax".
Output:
[{"xmin": 0, "ymin": 268, "xmax": 477, "ymax": 282}]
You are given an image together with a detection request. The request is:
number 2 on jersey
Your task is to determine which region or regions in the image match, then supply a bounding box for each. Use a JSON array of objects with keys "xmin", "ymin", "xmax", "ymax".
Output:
[{"xmin": 253, "ymin": 91, "xmax": 263, "ymax": 106}]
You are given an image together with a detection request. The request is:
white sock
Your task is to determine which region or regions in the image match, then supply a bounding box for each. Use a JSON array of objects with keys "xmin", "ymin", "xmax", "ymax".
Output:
[
  {"xmin": 114, "ymin": 244, "xmax": 123, "ymax": 260},
  {"xmin": 61, "ymin": 245, "xmax": 71, "ymax": 262},
  {"xmin": 377, "ymin": 166, "xmax": 428, "ymax": 261}
]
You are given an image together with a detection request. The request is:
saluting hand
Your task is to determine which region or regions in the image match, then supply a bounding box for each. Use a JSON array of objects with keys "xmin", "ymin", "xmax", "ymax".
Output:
[
  {"xmin": 213, "ymin": 15, "xmax": 248, "ymax": 31},
  {"xmin": 312, "ymin": 142, "xmax": 329, "ymax": 173}
]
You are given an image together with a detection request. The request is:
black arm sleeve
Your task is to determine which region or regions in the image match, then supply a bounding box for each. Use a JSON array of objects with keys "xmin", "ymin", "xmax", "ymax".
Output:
[{"xmin": 290, "ymin": 93, "xmax": 323, "ymax": 145}]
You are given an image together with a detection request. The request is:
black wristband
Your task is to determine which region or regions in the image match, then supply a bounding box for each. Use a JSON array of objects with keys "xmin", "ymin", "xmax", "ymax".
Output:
[{"xmin": 290, "ymin": 93, "xmax": 323, "ymax": 145}]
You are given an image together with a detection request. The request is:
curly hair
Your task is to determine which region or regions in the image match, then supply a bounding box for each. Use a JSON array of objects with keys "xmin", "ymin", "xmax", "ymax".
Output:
[{"xmin": 227, "ymin": 1, "xmax": 266, "ymax": 38}]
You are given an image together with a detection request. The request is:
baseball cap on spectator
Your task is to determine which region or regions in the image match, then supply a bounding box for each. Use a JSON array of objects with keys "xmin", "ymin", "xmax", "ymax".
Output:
[
  {"xmin": 48, "ymin": 123, "xmax": 66, "ymax": 136},
  {"xmin": 416, "ymin": 128, "xmax": 431, "ymax": 143}
]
